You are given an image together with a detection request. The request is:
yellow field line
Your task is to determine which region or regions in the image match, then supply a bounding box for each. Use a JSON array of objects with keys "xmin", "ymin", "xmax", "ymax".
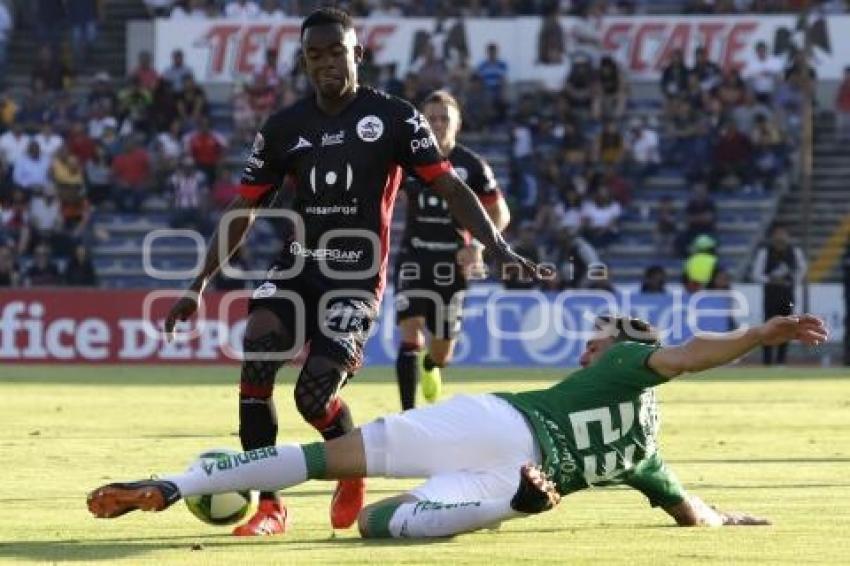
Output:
[{"xmin": 809, "ymin": 213, "xmax": 850, "ymax": 282}]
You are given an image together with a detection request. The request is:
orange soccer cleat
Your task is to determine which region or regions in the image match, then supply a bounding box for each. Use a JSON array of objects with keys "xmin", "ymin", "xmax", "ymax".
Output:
[
  {"xmin": 232, "ymin": 499, "xmax": 292, "ymax": 536},
  {"xmin": 330, "ymin": 478, "xmax": 366, "ymax": 529}
]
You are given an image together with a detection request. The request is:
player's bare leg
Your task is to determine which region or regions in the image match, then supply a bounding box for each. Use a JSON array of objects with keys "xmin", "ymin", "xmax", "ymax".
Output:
[
  {"xmin": 396, "ymin": 317, "xmax": 425, "ymax": 409},
  {"xmin": 663, "ymin": 496, "xmax": 771, "ymax": 527}
]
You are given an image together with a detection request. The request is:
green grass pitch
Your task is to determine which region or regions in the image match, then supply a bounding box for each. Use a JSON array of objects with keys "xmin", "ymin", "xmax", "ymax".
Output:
[{"xmin": 1, "ymin": 365, "xmax": 849, "ymax": 564}]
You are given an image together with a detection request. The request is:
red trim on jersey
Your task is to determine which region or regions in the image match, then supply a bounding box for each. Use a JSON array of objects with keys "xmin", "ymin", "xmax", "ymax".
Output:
[
  {"xmin": 376, "ymin": 164, "xmax": 405, "ymax": 299},
  {"xmin": 477, "ymin": 189, "xmax": 503, "ymax": 207},
  {"xmin": 238, "ymin": 183, "xmax": 273, "ymax": 201},
  {"xmin": 415, "ymin": 160, "xmax": 453, "ymax": 183}
]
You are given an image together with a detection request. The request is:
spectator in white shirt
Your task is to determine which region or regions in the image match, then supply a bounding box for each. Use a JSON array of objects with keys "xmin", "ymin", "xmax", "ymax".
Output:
[
  {"xmin": 625, "ymin": 117, "xmax": 661, "ymax": 189},
  {"xmin": 29, "ymin": 185, "xmax": 62, "ymax": 237},
  {"xmin": 225, "ymin": 0, "xmax": 260, "ymax": 19},
  {"xmin": 581, "ymin": 186, "xmax": 622, "ymax": 249},
  {"xmin": 13, "ymin": 141, "xmax": 51, "ymax": 195},
  {"xmin": 0, "ymin": 123, "xmax": 32, "ymax": 169},
  {"xmin": 743, "ymin": 41, "xmax": 783, "ymax": 105},
  {"xmin": 34, "ymin": 122, "xmax": 63, "ymax": 161}
]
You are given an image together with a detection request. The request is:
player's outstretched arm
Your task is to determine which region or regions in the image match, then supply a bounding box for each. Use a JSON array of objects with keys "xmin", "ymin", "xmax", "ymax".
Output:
[
  {"xmin": 431, "ymin": 172, "xmax": 540, "ymax": 279},
  {"xmin": 164, "ymin": 196, "xmax": 259, "ymax": 340},
  {"xmin": 647, "ymin": 314, "xmax": 828, "ymax": 379},
  {"xmin": 663, "ymin": 496, "xmax": 770, "ymax": 527}
]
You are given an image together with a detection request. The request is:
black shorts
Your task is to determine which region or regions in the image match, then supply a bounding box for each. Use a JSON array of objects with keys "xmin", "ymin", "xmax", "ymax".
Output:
[
  {"xmin": 248, "ymin": 261, "xmax": 378, "ymax": 373},
  {"xmin": 394, "ymin": 252, "xmax": 467, "ymax": 340}
]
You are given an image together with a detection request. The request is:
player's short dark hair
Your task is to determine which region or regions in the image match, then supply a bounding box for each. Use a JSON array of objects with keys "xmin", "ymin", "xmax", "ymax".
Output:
[
  {"xmin": 421, "ymin": 90, "xmax": 461, "ymax": 113},
  {"xmin": 594, "ymin": 315, "xmax": 661, "ymax": 346},
  {"xmin": 300, "ymin": 7, "xmax": 354, "ymax": 39}
]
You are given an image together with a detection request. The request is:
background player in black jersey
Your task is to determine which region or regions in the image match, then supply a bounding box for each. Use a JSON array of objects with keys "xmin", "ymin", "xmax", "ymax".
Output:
[
  {"xmin": 161, "ymin": 8, "xmax": 541, "ymax": 537},
  {"xmin": 395, "ymin": 90, "xmax": 510, "ymax": 410}
]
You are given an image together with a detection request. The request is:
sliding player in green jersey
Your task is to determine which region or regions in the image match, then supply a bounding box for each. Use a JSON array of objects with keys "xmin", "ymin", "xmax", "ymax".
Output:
[{"xmin": 87, "ymin": 313, "xmax": 827, "ymax": 537}]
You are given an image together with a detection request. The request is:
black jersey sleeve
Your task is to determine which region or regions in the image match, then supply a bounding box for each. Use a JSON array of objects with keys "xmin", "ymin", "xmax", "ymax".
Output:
[
  {"xmin": 391, "ymin": 99, "xmax": 453, "ymax": 184},
  {"xmin": 463, "ymin": 148, "xmax": 502, "ymax": 206},
  {"xmin": 239, "ymin": 115, "xmax": 288, "ymax": 202}
]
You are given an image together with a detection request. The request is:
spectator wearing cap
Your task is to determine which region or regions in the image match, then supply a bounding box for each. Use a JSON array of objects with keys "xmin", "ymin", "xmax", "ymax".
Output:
[
  {"xmin": 88, "ymin": 72, "xmax": 119, "ymax": 116},
  {"xmin": 683, "ymin": 234, "xmax": 718, "ymax": 293},
  {"xmin": 743, "ymin": 41, "xmax": 783, "ymax": 106},
  {"xmin": 162, "ymin": 49, "xmax": 195, "ymax": 94}
]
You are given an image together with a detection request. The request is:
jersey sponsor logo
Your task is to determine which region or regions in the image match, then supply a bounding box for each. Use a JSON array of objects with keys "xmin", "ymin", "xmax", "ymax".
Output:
[
  {"xmin": 321, "ymin": 130, "xmax": 345, "ymax": 147},
  {"xmin": 251, "ymin": 133, "xmax": 265, "ymax": 154},
  {"xmin": 308, "ymin": 163, "xmax": 354, "ymax": 193},
  {"xmin": 304, "ymin": 204, "xmax": 359, "ymax": 216},
  {"xmin": 418, "ymin": 192, "xmax": 448, "ymax": 211},
  {"xmin": 405, "ymin": 110, "xmax": 429, "ymax": 133},
  {"xmin": 356, "ymin": 115, "xmax": 384, "ymax": 142},
  {"xmin": 410, "ymin": 135, "xmax": 436, "ymax": 154},
  {"xmin": 289, "ymin": 242, "xmax": 364, "ymax": 263},
  {"xmin": 289, "ymin": 136, "xmax": 313, "ymax": 152},
  {"xmin": 410, "ymin": 237, "xmax": 459, "ymax": 252}
]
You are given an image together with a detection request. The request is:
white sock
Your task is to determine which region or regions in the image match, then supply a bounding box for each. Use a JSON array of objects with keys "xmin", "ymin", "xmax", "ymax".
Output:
[
  {"xmin": 162, "ymin": 444, "xmax": 319, "ymax": 497},
  {"xmin": 372, "ymin": 498, "xmax": 521, "ymax": 538}
]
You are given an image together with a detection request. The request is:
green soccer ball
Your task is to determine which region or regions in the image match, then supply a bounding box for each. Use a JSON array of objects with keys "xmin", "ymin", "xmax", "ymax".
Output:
[{"xmin": 184, "ymin": 449, "xmax": 256, "ymax": 526}]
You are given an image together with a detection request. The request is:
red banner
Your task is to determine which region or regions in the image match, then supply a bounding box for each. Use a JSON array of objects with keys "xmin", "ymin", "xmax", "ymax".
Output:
[{"xmin": 0, "ymin": 289, "xmax": 250, "ymax": 364}]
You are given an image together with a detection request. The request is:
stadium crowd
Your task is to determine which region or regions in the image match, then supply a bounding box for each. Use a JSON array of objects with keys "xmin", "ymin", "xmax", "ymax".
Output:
[{"xmin": 0, "ymin": 0, "xmax": 827, "ymax": 290}]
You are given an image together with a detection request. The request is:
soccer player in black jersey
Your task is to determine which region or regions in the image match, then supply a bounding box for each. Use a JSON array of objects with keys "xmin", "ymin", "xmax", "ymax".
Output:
[
  {"xmin": 162, "ymin": 8, "xmax": 540, "ymax": 536},
  {"xmin": 395, "ymin": 90, "xmax": 510, "ymax": 410}
]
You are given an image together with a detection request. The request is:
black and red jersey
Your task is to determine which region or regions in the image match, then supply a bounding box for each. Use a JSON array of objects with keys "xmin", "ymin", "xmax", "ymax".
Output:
[
  {"xmin": 399, "ymin": 143, "xmax": 501, "ymax": 256},
  {"xmin": 240, "ymin": 86, "xmax": 451, "ymax": 298}
]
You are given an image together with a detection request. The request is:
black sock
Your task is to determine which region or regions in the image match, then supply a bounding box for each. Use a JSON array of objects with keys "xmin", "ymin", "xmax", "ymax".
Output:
[
  {"xmin": 239, "ymin": 396, "xmax": 278, "ymax": 501},
  {"xmin": 316, "ymin": 398, "xmax": 354, "ymax": 441},
  {"xmin": 396, "ymin": 342, "xmax": 421, "ymax": 410},
  {"xmin": 423, "ymin": 353, "xmax": 443, "ymax": 371}
]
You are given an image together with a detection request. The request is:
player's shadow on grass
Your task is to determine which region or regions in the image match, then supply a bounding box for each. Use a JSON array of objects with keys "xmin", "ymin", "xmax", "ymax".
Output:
[{"xmin": 0, "ymin": 535, "xmax": 228, "ymax": 562}]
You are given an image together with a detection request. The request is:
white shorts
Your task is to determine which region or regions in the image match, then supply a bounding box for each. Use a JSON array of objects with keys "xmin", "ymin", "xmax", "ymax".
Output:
[{"xmin": 361, "ymin": 393, "xmax": 541, "ymax": 502}]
